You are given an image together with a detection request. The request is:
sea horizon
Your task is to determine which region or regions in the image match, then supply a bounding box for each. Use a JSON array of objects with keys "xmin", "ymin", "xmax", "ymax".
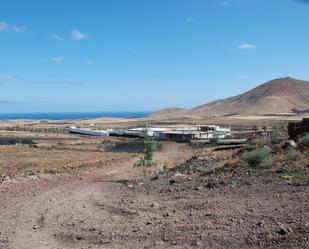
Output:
[{"xmin": 0, "ymin": 111, "xmax": 152, "ymax": 121}]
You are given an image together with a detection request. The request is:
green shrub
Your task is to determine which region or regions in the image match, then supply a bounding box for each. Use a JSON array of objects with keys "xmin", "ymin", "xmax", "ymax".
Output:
[
  {"xmin": 19, "ymin": 167, "xmax": 35, "ymax": 175},
  {"xmin": 156, "ymin": 165, "xmax": 168, "ymax": 176},
  {"xmin": 198, "ymin": 163, "xmax": 216, "ymax": 174},
  {"xmin": 243, "ymin": 147, "xmax": 273, "ymax": 167},
  {"xmin": 299, "ymin": 133, "xmax": 309, "ymax": 147},
  {"xmin": 44, "ymin": 168, "xmax": 59, "ymax": 174},
  {"xmin": 281, "ymin": 173, "xmax": 309, "ymax": 181}
]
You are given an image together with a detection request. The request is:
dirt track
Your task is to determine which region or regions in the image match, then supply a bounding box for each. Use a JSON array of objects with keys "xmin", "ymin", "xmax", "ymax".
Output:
[{"xmin": 0, "ymin": 145, "xmax": 308, "ymax": 249}]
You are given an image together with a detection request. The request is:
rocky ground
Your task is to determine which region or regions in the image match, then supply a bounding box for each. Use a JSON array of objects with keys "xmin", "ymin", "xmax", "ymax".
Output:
[{"xmin": 0, "ymin": 140, "xmax": 308, "ymax": 249}]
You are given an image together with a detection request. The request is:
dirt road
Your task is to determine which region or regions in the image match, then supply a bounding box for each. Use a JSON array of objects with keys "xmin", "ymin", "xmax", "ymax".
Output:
[{"xmin": 0, "ymin": 156, "xmax": 140, "ymax": 249}]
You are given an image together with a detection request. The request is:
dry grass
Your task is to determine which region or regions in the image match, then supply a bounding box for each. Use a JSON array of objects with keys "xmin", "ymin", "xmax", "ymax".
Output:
[{"xmin": 0, "ymin": 145, "xmax": 111, "ymax": 176}]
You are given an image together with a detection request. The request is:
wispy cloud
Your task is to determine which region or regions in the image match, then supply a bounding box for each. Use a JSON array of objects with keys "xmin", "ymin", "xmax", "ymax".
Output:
[
  {"xmin": 0, "ymin": 100, "xmax": 44, "ymax": 105},
  {"xmin": 0, "ymin": 73, "xmax": 16, "ymax": 80},
  {"xmin": 238, "ymin": 43, "xmax": 256, "ymax": 49},
  {"xmin": 50, "ymin": 34, "xmax": 63, "ymax": 41},
  {"xmin": 36, "ymin": 80, "xmax": 83, "ymax": 85},
  {"xmin": 0, "ymin": 22, "xmax": 9, "ymax": 31},
  {"xmin": 11, "ymin": 25, "xmax": 27, "ymax": 32},
  {"xmin": 220, "ymin": 1, "xmax": 231, "ymax": 6},
  {"xmin": 237, "ymin": 75, "xmax": 249, "ymax": 79},
  {"xmin": 0, "ymin": 21, "xmax": 27, "ymax": 32},
  {"xmin": 52, "ymin": 56, "xmax": 64, "ymax": 63},
  {"xmin": 294, "ymin": 0, "xmax": 309, "ymax": 3},
  {"xmin": 185, "ymin": 17, "xmax": 194, "ymax": 23},
  {"xmin": 86, "ymin": 59, "xmax": 96, "ymax": 65},
  {"xmin": 71, "ymin": 29, "xmax": 88, "ymax": 40}
]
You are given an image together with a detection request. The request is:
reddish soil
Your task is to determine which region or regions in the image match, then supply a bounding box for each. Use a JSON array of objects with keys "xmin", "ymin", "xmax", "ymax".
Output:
[{"xmin": 0, "ymin": 148, "xmax": 308, "ymax": 249}]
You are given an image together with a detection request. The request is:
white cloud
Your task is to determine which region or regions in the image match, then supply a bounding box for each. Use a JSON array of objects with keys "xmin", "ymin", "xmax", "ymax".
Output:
[
  {"xmin": 0, "ymin": 21, "xmax": 27, "ymax": 32},
  {"xmin": 237, "ymin": 75, "xmax": 249, "ymax": 79},
  {"xmin": 52, "ymin": 56, "xmax": 64, "ymax": 63},
  {"xmin": 0, "ymin": 22, "xmax": 9, "ymax": 31},
  {"xmin": 50, "ymin": 34, "xmax": 63, "ymax": 40},
  {"xmin": 71, "ymin": 29, "xmax": 88, "ymax": 40},
  {"xmin": 0, "ymin": 73, "xmax": 16, "ymax": 80},
  {"xmin": 86, "ymin": 60, "xmax": 96, "ymax": 65},
  {"xmin": 36, "ymin": 80, "xmax": 83, "ymax": 85},
  {"xmin": 239, "ymin": 43, "xmax": 256, "ymax": 49}
]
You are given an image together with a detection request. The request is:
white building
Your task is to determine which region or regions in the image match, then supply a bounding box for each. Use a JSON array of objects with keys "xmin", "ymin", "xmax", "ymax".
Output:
[
  {"xmin": 195, "ymin": 125, "xmax": 231, "ymax": 139},
  {"xmin": 69, "ymin": 127, "xmax": 110, "ymax": 136}
]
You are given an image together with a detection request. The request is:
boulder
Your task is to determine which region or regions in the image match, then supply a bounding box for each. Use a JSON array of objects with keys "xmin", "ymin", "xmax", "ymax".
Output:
[{"xmin": 282, "ymin": 140, "xmax": 297, "ymax": 149}]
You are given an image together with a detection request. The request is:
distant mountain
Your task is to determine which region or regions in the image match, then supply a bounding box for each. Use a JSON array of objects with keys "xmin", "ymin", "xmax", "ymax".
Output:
[
  {"xmin": 150, "ymin": 108, "xmax": 187, "ymax": 117},
  {"xmin": 151, "ymin": 77, "xmax": 309, "ymax": 117}
]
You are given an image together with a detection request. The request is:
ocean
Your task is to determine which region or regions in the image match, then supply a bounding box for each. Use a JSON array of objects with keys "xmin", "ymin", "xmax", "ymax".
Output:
[{"xmin": 0, "ymin": 112, "xmax": 151, "ymax": 120}]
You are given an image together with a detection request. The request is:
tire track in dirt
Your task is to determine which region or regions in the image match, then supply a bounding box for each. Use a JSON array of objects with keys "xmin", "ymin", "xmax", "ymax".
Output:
[{"xmin": 0, "ymin": 156, "xmax": 139, "ymax": 249}]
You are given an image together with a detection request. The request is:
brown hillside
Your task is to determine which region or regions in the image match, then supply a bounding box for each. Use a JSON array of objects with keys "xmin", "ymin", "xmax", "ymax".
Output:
[
  {"xmin": 152, "ymin": 77, "xmax": 309, "ymax": 117},
  {"xmin": 190, "ymin": 77, "xmax": 309, "ymax": 115}
]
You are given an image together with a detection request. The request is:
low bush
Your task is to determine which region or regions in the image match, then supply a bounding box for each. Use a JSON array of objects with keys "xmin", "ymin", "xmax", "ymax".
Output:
[
  {"xmin": 243, "ymin": 147, "xmax": 273, "ymax": 167},
  {"xmin": 155, "ymin": 165, "xmax": 168, "ymax": 176},
  {"xmin": 44, "ymin": 168, "xmax": 59, "ymax": 174},
  {"xmin": 299, "ymin": 133, "xmax": 309, "ymax": 148},
  {"xmin": 281, "ymin": 173, "xmax": 309, "ymax": 181},
  {"xmin": 19, "ymin": 167, "xmax": 36, "ymax": 175},
  {"xmin": 198, "ymin": 163, "xmax": 216, "ymax": 174}
]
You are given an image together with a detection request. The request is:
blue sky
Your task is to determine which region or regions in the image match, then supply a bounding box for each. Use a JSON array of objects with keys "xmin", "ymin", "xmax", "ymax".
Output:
[{"xmin": 0, "ymin": 0, "xmax": 309, "ymax": 113}]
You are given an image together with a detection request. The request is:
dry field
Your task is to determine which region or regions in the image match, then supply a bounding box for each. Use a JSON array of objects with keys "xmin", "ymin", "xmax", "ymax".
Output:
[
  {"xmin": 0, "ymin": 131, "xmax": 195, "ymax": 179},
  {"xmin": 0, "ymin": 132, "xmax": 123, "ymax": 177}
]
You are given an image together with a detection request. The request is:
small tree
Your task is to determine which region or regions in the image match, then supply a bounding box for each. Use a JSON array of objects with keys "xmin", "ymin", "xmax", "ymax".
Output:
[{"xmin": 134, "ymin": 128, "xmax": 158, "ymax": 178}]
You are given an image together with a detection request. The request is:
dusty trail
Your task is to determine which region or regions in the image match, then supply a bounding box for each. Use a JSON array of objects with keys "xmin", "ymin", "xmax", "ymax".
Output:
[{"xmin": 0, "ymin": 154, "xmax": 140, "ymax": 249}]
